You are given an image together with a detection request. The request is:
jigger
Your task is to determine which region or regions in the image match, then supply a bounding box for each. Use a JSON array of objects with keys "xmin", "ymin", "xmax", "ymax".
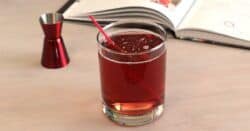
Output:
[{"xmin": 39, "ymin": 13, "xmax": 69, "ymax": 69}]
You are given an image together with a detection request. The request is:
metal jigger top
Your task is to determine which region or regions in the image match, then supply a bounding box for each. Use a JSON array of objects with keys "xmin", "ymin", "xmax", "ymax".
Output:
[
  {"xmin": 40, "ymin": 13, "xmax": 63, "ymax": 25},
  {"xmin": 39, "ymin": 13, "xmax": 70, "ymax": 69}
]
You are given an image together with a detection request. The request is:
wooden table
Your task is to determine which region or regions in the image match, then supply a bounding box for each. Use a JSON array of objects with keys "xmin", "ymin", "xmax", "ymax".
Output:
[{"xmin": 1, "ymin": 1, "xmax": 250, "ymax": 130}]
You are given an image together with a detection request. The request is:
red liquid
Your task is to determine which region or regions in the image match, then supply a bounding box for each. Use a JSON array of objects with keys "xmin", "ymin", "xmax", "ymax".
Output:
[{"xmin": 99, "ymin": 34, "xmax": 166, "ymax": 115}]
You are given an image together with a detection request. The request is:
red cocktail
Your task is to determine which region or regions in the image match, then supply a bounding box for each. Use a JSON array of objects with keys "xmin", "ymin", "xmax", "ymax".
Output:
[{"xmin": 97, "ymin": 21, "xmax": 166, "ymax": 126}]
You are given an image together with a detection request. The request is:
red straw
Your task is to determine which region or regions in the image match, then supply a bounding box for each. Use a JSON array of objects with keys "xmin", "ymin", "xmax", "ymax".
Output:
[{"xmin": 88, "ymin": 15, "xmax": 122, "ymax": 51}]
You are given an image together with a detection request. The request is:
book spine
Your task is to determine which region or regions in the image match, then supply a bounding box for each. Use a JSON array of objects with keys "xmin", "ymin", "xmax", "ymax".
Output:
[{"xmin": 57, "ymin": 0, "xmax": 77, "ymax": 13}]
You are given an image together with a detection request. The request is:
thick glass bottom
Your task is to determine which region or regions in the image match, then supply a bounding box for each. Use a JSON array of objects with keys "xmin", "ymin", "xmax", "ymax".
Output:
[{"xmin": 102, "ymin": 103, "xmax": 164, "ymax": 126}]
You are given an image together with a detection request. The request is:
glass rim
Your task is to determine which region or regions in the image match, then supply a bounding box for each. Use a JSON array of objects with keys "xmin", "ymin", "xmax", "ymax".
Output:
[{"xmin": 97, "ymin": 20, "xmax": 167, "ymax": 56}]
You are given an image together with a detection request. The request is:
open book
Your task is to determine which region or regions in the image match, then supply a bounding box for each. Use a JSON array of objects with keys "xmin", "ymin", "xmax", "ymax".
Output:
[{"xmin": 59, "ymin": 0, "xmax": 250, "ymax": 48}]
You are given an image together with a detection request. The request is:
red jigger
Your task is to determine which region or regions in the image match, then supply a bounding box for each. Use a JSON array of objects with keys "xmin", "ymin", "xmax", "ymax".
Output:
[{"xmin": 39, "ymin": 13, "xmax": 69, "ymax": 69}]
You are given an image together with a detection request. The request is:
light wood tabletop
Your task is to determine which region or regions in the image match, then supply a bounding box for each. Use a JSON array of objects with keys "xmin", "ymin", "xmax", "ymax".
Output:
[{"xmin": 1, "ymin": 0, "xmax": 250, "ymax": 131}]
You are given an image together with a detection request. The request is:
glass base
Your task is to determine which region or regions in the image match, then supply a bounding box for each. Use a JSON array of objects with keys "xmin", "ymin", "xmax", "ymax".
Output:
[{"xmin": 102, "ymin": 104, "xmax": 164, "ymax": 126}]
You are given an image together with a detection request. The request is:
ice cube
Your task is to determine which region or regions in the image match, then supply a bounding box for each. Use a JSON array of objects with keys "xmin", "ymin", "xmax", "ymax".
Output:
[
  {"xmin": 143, "ymin": 45, "xmax": 149, "ymax": 50},
  {"xmin": 122, "ymin": 42, "xmax": 128, "ymax": 45},
  {"xmin": 139, "ymin": 37, "xmax": 146, "ymax": 42}
]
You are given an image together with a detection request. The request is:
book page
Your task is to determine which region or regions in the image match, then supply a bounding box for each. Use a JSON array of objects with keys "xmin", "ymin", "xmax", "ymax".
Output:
[
  {"xmin": 63, "ymin": 0, "xmax": 173, "ymax": 19},
  {"xmin": 166, "ymin": 0, "xmax": 196, "ymax": 28},
  {"xmin": 63, "ymin": 0, "xmax": 195, "ymax": 29},
  {"xmin": 63, "ymin": 0, "xmax": 149, "ymax": 14},
  {"xmin": 177, "ymin": 0, "xmax": 250, "ymax": 41}
]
